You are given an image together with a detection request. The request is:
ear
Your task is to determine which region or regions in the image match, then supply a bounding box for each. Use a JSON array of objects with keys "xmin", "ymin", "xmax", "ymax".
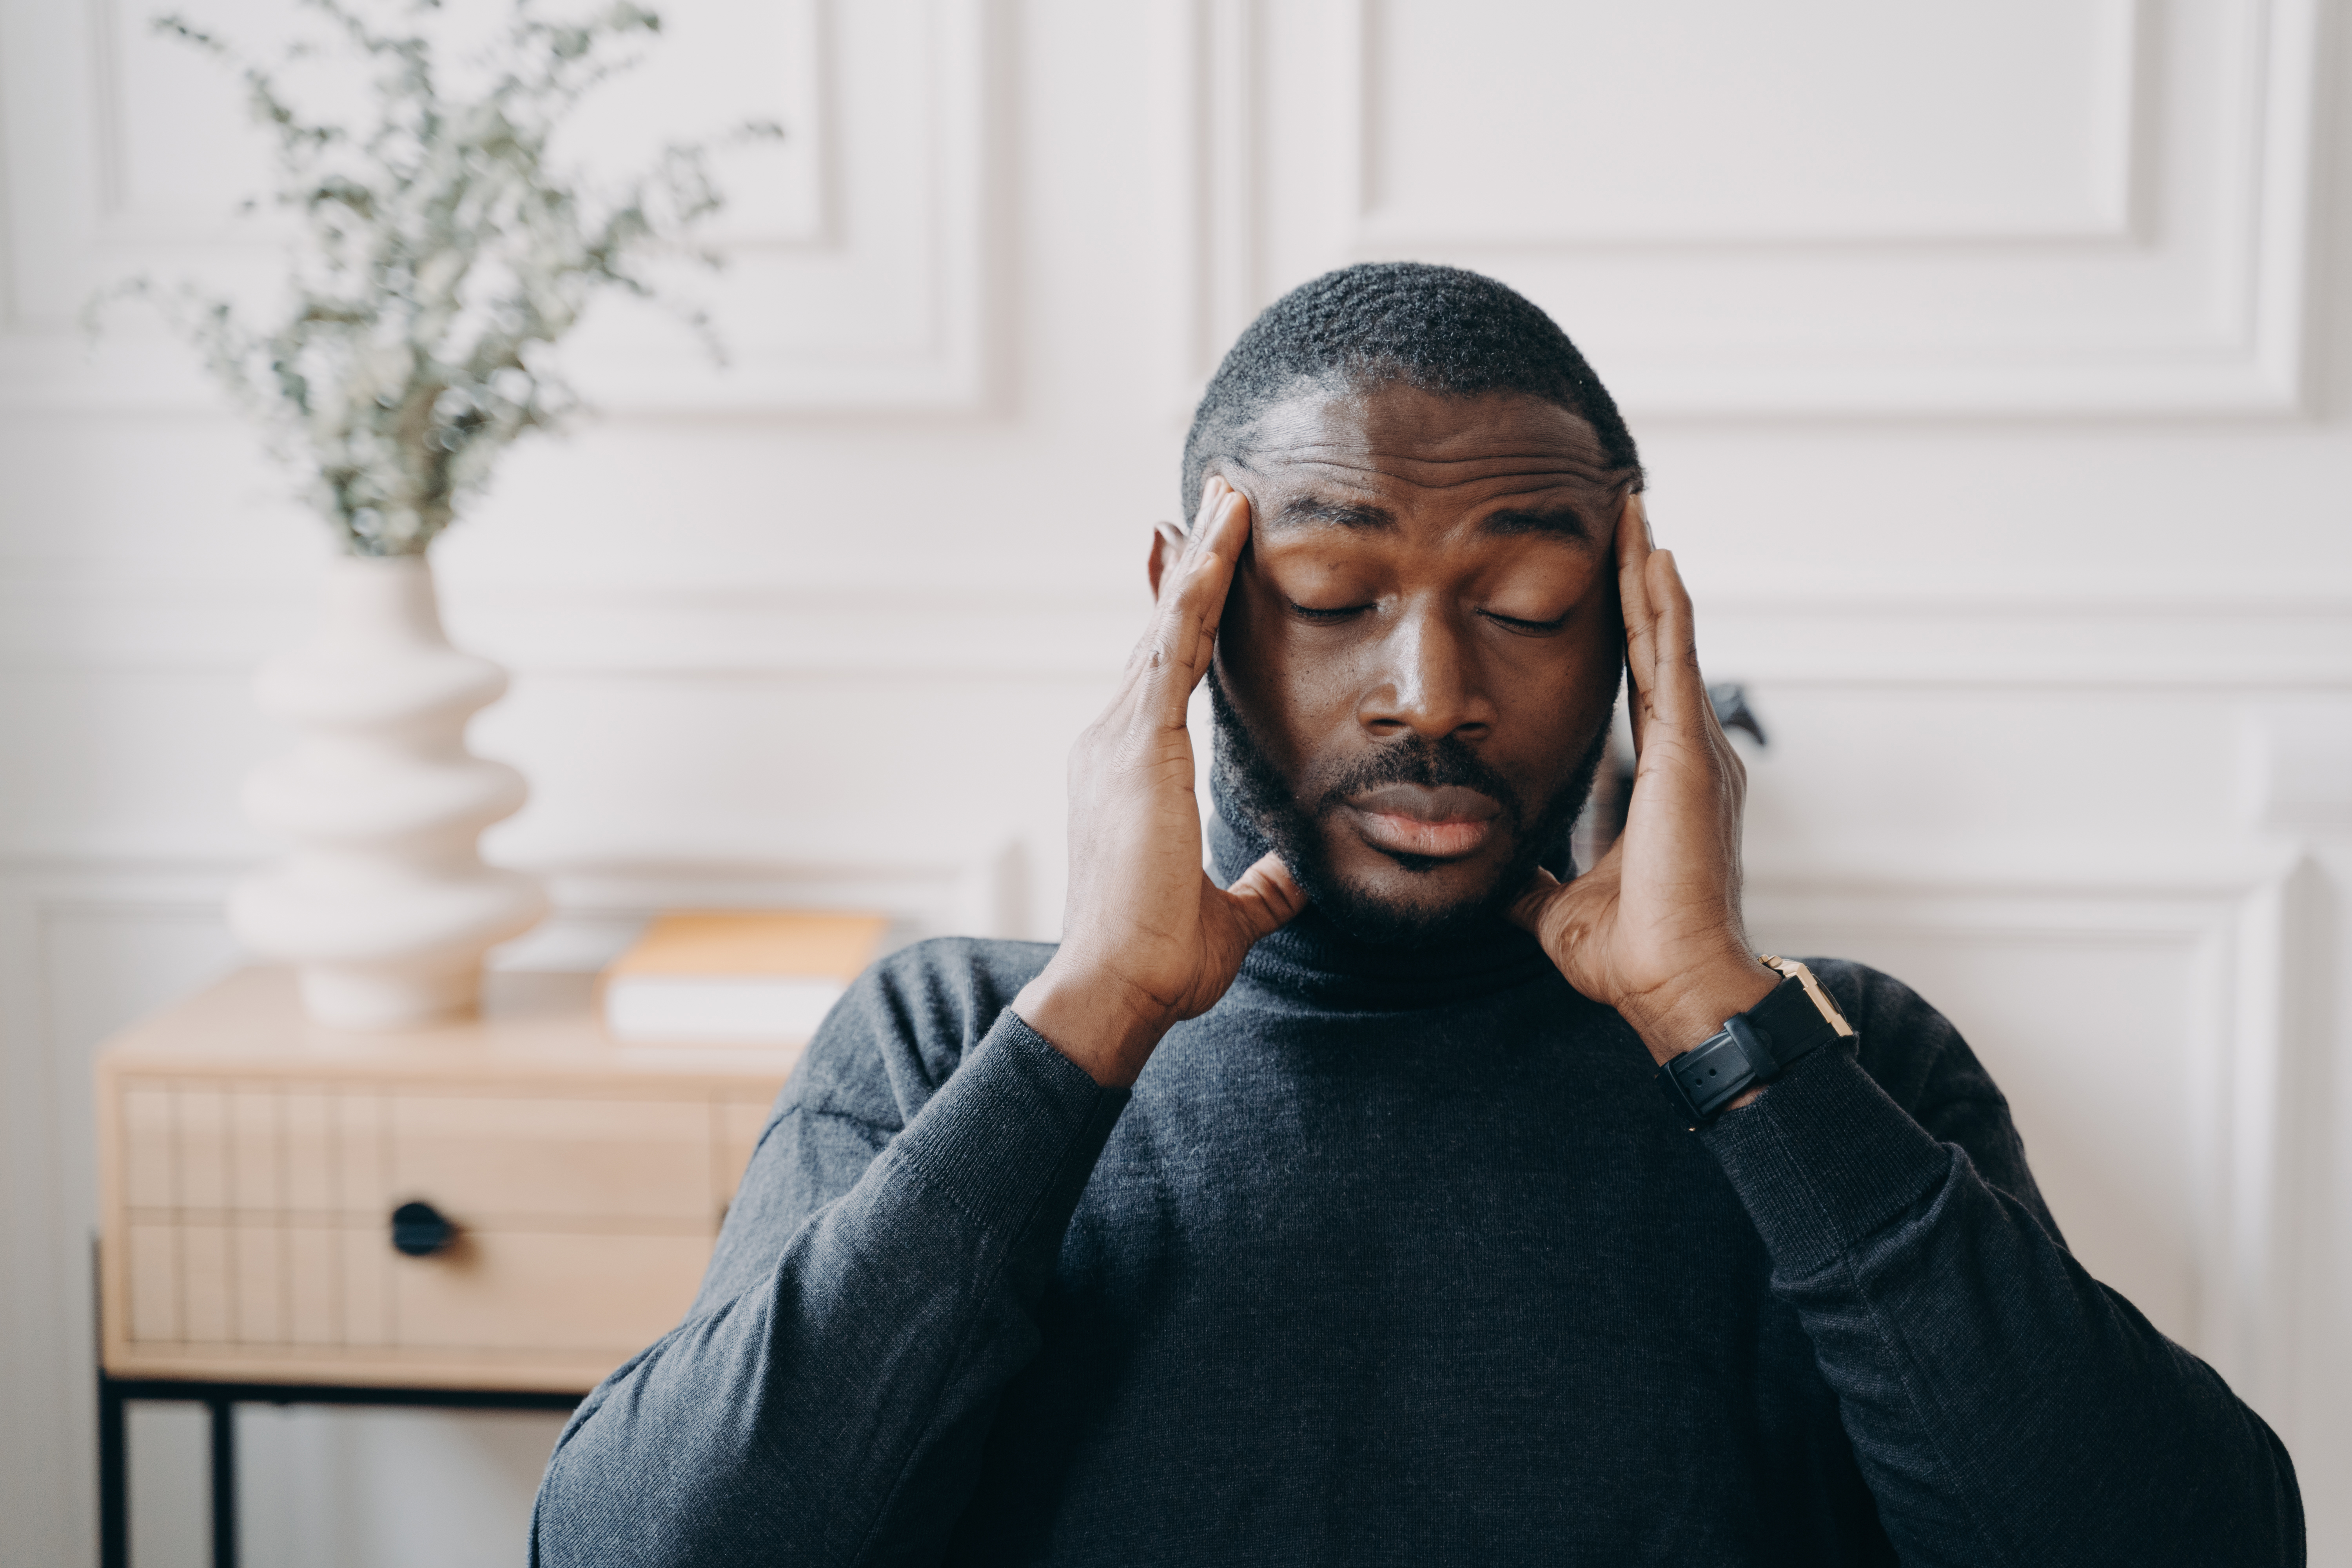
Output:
[{"xmin": 1147, "ymin": 522, "xmax": 1181, "ymax": 603}]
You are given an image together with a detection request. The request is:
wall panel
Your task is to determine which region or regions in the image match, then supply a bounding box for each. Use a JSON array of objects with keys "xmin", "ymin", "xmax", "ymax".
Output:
[
  {"xmin": 0, "ymin": 0, "xmax": 990, "ymax": 411},
  {"xmin": 1357, "ymin": 1, "xmax": 2139, "ymax": 246},
  {"xmin": 1748, "ymin": 862, "xmax": 2310, "ymax": 1410},
  {"xmin": 1168, "ymin": 0, "xmax": 2321, "ymax": 414}
]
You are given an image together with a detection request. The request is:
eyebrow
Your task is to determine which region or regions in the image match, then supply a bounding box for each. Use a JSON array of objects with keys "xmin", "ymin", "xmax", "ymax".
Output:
[
  {"xmin": 1270, "ymin": 495, "xmax": 1396, "ymax": 531},
  {"xmin": 1267, "ymin": 494, "xmax": 1590, "ymax": 541},
  {"xmin": 1479, "ymin": 507, "xmax": 1590, "ymax": 541}
]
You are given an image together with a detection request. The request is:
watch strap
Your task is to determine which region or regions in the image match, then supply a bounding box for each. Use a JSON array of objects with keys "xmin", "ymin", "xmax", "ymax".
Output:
[{"xmin": 1655, "ymin": 959, "xmax": 1853, "ymax": 1127}]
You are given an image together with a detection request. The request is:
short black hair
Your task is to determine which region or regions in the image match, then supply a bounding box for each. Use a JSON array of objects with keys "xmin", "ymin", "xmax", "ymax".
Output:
[{"xmin": 1180, "ymin": 261, "xmax": 1641, "ymax": 521}]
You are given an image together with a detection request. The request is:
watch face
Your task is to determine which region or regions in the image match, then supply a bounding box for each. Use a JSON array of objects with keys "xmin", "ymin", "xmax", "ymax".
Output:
[{"xmin": 1763, "ymin": 957, "xmax": 1854, "ymax": 1038}]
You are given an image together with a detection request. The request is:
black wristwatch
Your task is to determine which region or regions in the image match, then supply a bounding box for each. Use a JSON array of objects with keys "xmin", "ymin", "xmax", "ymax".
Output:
[{"xmin": 1656, "ymin": 956, "xmax": 1855, "ymax": 1128}]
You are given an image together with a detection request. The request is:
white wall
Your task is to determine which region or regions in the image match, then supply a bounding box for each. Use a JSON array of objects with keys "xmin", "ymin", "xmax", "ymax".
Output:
[{"xmin": 2, "ymin": 1, "xmax": 2348, "ymax": 1563}]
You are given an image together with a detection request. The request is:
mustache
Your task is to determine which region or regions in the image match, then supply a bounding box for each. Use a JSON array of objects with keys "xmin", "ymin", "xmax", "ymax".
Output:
[{"xmin": 1309, "ymin": 735, "xmax": 1526, "ymax": 831}]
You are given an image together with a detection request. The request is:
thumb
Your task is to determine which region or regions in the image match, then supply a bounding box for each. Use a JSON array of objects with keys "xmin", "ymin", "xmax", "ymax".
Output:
[
  {"xmin": 1218, "ymin": 851, "xmax": 1307, "ymax": 941},
  {"xmin": 1506, "ymin": 867, "xmax": 1566, "ymax": 933}
]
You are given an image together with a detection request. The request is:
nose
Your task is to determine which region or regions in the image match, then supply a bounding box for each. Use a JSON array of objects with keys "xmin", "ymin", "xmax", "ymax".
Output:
[{"xmin": 1357, "ymin": 596, "xmax": 1494, "ymax": 743}]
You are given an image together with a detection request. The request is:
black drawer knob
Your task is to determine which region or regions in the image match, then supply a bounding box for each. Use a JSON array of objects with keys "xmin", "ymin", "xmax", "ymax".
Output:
[{"xmin": 390, "ymin": 1200, "xmax": 458, "ymax": 1257}]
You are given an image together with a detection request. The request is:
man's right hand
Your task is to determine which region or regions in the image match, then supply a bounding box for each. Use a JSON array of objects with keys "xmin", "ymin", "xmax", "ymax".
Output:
[{"xmin": 1013, "ymin": 477, "xmax": 1305, "ymax": 1087}]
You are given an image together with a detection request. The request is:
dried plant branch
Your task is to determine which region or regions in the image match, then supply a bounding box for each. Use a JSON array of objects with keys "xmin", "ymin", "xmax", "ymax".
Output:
[{"xmin": 94, "ymin": 0, "xmax": 780, "ymax": 556}]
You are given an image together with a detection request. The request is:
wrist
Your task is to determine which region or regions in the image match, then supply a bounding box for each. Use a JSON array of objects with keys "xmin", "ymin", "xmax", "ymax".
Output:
[
  {"xmin": 1619, "ymin": 952, "xmax": 1779, "ymax": 1068},
  {"xmin": 1012, "ymin": 958, "xmax": 1171, "ymax": 1088}
]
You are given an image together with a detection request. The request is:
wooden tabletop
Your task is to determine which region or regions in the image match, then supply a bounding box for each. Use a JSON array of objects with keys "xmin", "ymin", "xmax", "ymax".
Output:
[{"xmin": 97, "ymin": 967, "xmax": 807, "ymax": 1088}]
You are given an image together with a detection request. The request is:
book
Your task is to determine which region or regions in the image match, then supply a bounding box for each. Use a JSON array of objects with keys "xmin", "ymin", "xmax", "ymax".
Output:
[{"xmin": 601, "ymin": 910, "xmax": 891, "ymax": 1045}]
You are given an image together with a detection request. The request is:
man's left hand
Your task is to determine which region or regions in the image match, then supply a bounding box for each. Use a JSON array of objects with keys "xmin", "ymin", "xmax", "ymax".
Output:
[{"xmin": 1508, "ymin": 495, "xmax": 1778, "ymax": 1069}]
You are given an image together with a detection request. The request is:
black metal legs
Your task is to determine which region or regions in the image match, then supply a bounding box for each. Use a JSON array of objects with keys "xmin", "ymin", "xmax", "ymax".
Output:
[
  {"xmin": 93, "ymin": 1377, "xmax": 578, "ymax": 1568},
  {"xmin": 97, "ymin": 1374, "xmax": 127, "ymax": 1568},
  {"xmin": 207, "ymin": 1399, "xmax": 238, "ymax": 1568},
  {"xmin": 94, "ymin": 1382, "xmax": 238, "ymax": 1568}
]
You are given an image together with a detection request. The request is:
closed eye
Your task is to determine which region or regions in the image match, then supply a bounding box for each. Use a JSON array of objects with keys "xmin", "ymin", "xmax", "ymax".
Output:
[
  {"xmin": 1287, "ymin": 601, "xmax": 1373, "ymax": 623},
  {"xmin": 1481, "ymin": 609, "xmax": 1572, "ymax": 635}
]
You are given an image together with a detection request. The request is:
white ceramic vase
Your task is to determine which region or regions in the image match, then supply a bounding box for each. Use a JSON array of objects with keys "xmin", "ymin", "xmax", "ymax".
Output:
[{"xmin": 228, "ymin": 554, "xmax": 549, "ymax": 1027}]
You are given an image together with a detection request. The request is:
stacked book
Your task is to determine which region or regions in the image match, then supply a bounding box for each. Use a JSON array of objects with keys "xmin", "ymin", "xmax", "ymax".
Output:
[{"xmin": 601, "ymin": 910, "xmax": 891, "ymax": 1045}]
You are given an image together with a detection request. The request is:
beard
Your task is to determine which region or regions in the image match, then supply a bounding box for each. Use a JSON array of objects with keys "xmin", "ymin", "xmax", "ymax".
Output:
[{"xmin": 1208, "ymin": 665, "xmax": 1610, "ymax": 947}]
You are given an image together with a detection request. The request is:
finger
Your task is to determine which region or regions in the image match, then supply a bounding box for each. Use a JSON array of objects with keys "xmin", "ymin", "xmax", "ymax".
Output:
[
  {"xmin": 1133, "ymin": 480, "xmax": 1238, "ymax": 660},
  {"xmin": 1188, "ymin": 485, "xmax": 1251, "ymax": 668},
  {"xmin": 1148, "ymin": 475, "xmax": 1222, "ymax": 599},
  {"xmin": 1614, "ymin": 490, "xmax": 1653, "ymax": 601},
  {"xmin": 1188, "ymin": 474, "xmax": 1229, "ymax": 546},
  {"xmin": 1616, "ymin": 494, "xmax": 1660, "ymax": 752},
  {"xmin": 1644, "ymin": 548, "xmax": 1711, "ymax": 741},
  {"xmin": 1505, "ymin": 867, "xmax": 1565, "ymax": 933},
  {"xmin": 1178, "ymin": 485, "xmax": 1250, "ymax": 649},
  {"xmin": 1652, "ymin": 551, "xmax": 1748, "ymax": 805},
  {"xmin": 1219, "ymin": 851, "xmax": 1306, "ymax": 940},
  {"xmin": 1120, "ymin": 482, "xmax": 1222, "ymax": 683},
  {"xmin": 1644, "ymin": 546, "xmax": 1740, "ymax": 769},
  {"xmin": 1138, "ymin": 486, "xmax": 1250, "ymax": 724}
]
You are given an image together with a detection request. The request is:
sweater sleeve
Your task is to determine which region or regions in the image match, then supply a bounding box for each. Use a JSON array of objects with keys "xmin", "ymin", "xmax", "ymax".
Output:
[
  {"xmin": 1698, "ymin": 962, "xmax": 2303, "ymax": 1568},
  {"xmin": 530, "ymin": 940, "xmax": 1126, "ymax": 1568}
]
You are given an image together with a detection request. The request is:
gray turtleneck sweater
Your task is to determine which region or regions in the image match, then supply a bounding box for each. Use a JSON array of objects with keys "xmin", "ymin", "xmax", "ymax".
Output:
[{"xmin": 531, "ymin": 820, "xmax": 2301, "ymax": 1566}]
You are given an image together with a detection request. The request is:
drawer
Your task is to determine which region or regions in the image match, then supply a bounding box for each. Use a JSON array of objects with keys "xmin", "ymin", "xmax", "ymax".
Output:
[
  {"xmin": 394, "ymin": 1232, "xmax": 716, "ymax": 1352},
  {"xmin": 389, "ymin": 1095, "xmax": 713, "ymax": 1224},
  {"xmin": 102, "ymin": 1075, "xmax": 781, "ymax": 1389}
]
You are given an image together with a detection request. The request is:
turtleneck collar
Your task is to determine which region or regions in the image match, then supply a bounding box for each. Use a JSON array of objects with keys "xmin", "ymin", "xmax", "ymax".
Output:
[{"xmin": 1207, "ymin": 798, "xmax": 1562, "ymax": 1009}]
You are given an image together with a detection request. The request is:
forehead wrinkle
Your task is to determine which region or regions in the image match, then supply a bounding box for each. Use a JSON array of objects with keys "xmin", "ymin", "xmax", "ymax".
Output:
[
  {"xmin": 1253, "ymin": 454, "xmax": 1630, "ymax": 506},
  {"xmin": 1254, "ymin": 437, "xmax": 1619, "ymax": 469},
  {"xmin": 1247, "ymin": 443, "xmax": 1631, "ymax": 490},
  {"xmin": 1254, "ymin": 482, "xmax": 1612, "ymax": 556},
  {"xmin": 1261, "ymin": 470, "xmax": 1628, "ymax": 524},
  {"xmin": 1232, "ymin": 384, "xmax": 1635, "ymax": 489}
]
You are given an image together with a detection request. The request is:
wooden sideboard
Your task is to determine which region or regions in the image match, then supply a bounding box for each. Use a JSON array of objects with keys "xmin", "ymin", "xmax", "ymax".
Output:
[{"xmin": 93, "ymin": 968, "xmax": 799, "ymax": 1394}]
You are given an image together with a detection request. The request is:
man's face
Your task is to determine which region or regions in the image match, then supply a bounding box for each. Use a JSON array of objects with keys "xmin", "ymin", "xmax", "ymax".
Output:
[{"xmin": 1196, "ymin": 383, "xmax": 1631, "ymax": 943}]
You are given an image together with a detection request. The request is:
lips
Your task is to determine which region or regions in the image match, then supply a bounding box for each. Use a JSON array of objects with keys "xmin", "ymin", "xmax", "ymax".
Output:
[{"xmin": 1342, "ymin": 783, "xmax": 1503, "ymax": 860}]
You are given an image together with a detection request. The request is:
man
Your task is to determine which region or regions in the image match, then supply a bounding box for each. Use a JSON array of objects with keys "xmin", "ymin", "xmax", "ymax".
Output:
[{"xmin": 533, "ymin": 264, "xmax": 2302, "ymax": 1565}]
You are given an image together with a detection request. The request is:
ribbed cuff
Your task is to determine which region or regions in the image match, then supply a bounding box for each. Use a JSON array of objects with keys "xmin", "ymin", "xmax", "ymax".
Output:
[
  {"xmin": 1698, "ymin": 1045, "xmax": 1955, "ymax": 1277},
  {"xmin": 882, "ymin": 1007, "xmax": 1129, "ymax": 1245}
]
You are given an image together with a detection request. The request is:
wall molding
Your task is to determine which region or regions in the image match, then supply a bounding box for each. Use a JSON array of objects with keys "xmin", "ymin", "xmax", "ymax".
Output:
[
  {"xmin": 3, "ymin": 570, "xmax": 2345, "ymax": 687},
  {"xmin": 0, "ymin": 0, "xmax": 990, "ymax": 414},
  {"xmin": 0, "ymin": 857, "xmax": 246, "ymax": 1564},
  {"xmin": 1147, "ymin": 0, "xmax": 1263, "ymax": 416},
  {"xmin": 1339, "ymin": 0, "xmax": 2147, "ymax": 251},
  {"xmin": 1168, "ymin": 0, "xmax": 2321, "ymax": 417},
  {"xmin": 1745, "ymin": 849, "xmax": 2318, "ymax": 1419}
]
